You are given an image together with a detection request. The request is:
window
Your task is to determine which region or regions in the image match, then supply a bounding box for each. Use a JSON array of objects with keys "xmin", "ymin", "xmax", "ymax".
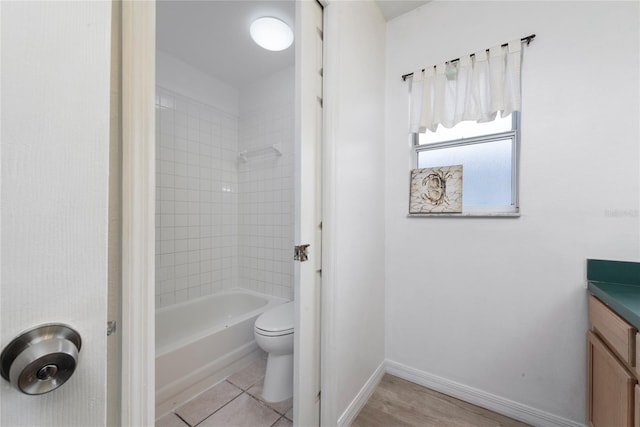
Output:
[{"xmin": 414, "ymin": 113, "xmax": 519, "ymax": 215}]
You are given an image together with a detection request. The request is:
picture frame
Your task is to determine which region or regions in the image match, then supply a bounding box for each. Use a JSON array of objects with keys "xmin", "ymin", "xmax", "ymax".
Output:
[{"xmin": 409, "ymin": 165, "xmax": 463, "ymax": 214}]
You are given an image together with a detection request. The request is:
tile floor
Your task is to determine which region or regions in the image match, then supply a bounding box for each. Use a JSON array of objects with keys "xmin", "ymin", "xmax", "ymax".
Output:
[{"xmin": 156, "ymin": 359, "xmax": 293, "ymax": 427}]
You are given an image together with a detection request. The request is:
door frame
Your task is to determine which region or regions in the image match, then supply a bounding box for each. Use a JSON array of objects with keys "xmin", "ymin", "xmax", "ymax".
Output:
[
  {"xmin": 120, "ymin": 1, "xmax": 156, "ymax": 425},
  {"xmin": 293, "ymin": 1, "xmax": 324, "ymax": 425},
  {"xmin": 119, "ymin": 1, "xmax": 328, "ymax": 425}
]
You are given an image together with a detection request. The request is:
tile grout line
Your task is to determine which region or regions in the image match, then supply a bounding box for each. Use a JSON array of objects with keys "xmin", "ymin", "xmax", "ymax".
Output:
[
  {"xmin": 190, "ymin": 388, "xmax": 284, "ymax": 427},
  {"xmin": 185, "ymin": 378, "xmax": 287, "ymax": 427},
  {"xmin": 243, "ymin": 381, "xmax": 294, "ymax": 418},
  {"xmin": 189, "ymin": 382, "xmax": 245, "ymax": 427},
  {"xmin": 173, "ymin": 412, "xmax": 191, "ymax": 427},
  {"xmin": 165, "ymin": 361, "xmax": 292, "ymax": 427},
  {"xmin": 269, "ymin": 415, "xmax": 286, "ymax": 427},
  {"xmin": 239, "ymin": 381, "xmax": 286, "ymax": 421}
]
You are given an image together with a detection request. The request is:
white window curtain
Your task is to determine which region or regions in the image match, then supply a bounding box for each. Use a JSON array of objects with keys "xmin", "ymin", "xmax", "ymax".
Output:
[{"xmin": 409, "ymin": 39, "xmax": 522, "ymax": 133}]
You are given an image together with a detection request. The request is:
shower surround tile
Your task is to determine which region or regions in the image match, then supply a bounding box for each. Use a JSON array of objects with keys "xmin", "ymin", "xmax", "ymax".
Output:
[
  {"xmin": 156, "ymin": 86, "xmax": 239, "ymax": 308},
  {"xmin": 238, "ymin": 101, "xmax": 294, "ymax": 300},
  {"xmin": 156, "ymin": 66, "xmax": 295, "ymax": 307}
]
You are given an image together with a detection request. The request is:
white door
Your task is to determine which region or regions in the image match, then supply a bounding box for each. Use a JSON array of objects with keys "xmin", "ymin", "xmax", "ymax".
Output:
[
  {"xmin": 293, "ymin": 1, "xmax": 323, "ymax": 426},
  {"xmin": 1, "ymin": 1, "xmax": 113, "ymax": 425}
]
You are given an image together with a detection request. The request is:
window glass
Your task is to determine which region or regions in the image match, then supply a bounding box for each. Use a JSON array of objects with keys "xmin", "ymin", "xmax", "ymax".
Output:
[
  {"xmin": 417, "ymin": 138, "xmax": 514, "ymax": 207},
  {"xmin": 418, "ymin": 114, "xmax": 513, "ymax": 145}
]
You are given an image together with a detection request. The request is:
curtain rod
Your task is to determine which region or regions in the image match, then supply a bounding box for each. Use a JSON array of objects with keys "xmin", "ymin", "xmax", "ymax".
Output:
[{"xmin": 401, "ymin": 34, "xmax": 536, "ymax": 81}]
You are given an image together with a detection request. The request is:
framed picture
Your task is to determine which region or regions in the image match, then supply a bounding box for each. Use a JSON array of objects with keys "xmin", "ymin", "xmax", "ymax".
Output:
[{"xmin": 409, "ymin": 165, "xmax": 463, "ymax": 214}]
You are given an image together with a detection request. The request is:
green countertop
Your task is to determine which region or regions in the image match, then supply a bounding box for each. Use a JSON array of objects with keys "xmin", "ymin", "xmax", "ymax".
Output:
[
  {"xmin": 587, "ymin": 259, "xmax": 640, "ymax": 329},
  {"xmin": 588, "ymin": 281, "xmax": 640, "ymax": 329}
]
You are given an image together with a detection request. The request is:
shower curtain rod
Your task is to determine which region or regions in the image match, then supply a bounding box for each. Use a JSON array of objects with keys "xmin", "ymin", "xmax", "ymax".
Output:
[{"xmin": 401, "ymin": 34, "xmax": 536, "ymax": 81}]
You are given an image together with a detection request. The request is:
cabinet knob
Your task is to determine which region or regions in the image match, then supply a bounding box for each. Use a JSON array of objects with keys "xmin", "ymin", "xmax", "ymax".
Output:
[{"xmin": 1, "ymin": 324, "xmax": 81, "ymax": 395}]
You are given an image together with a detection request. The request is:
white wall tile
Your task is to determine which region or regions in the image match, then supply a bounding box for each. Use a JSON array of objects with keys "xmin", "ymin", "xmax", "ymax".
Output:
[
  {"xmin": 236, "ymin": 68, "xmax": 294, "ymax": 300},
  {"xmin": 155, "ymin": 86, "xmax": 239, "ymax": 304},
  {"xmin": 156, "ymin": 65, "xmax": 294, "ymax": 305}
]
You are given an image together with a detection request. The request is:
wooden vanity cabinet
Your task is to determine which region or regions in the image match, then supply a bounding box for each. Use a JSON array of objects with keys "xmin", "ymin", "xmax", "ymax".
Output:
[
  {"xmin": 637, "ymin": 333, "xmax": 640, "ymax": 427},
  {"xmin": 588, "ymin": 331, "xmax": 636, "ymax": 426},
  {"xmin": 588, "ymin": 296, "xmax": 638, "ymax": 427},
  {"xmin": 636, "ymin": 332, "xmax": 640, "ymax": 377},
  {"xmin": 589, "ymin": 295, "xmax": 635, "ymax": 365},
  {"xmin": 636, "ymin": 384, "xmax": 640, "ymax": 427}
]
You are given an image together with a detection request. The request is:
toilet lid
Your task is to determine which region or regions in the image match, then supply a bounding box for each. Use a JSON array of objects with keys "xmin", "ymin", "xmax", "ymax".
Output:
[{"xmin": 255, "ymin": 301, "xmax": 294, "ymax": 334}]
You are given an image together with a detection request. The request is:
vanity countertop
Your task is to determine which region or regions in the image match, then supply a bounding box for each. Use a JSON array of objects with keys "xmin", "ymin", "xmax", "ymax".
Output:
[{"xmin": 587, "ymin": 259, "xmax": 640, "ymax": 329}]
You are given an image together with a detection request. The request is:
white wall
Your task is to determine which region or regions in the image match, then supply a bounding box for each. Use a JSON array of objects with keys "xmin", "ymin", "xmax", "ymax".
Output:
[
  {"xmin": 323, "ymin": 1, "xmax": 387, "ymax": 424},
  {"xmin": 1, "ymin": 1, "xmax": 112, "ymax": 425},
  {"xmin": 239, "ymin": 67, "xmax": 295, "ymax": 117},
  {"xmin": 157, "ymin": 49, "xmax": 238, "ymax": 116},
  {"xmin": 385, "ymin": 1, "xmax": 640, "ymax": 425},
  {"xmin": 238, "ymin": 67, "xmax": 295, "ymax": 300}
]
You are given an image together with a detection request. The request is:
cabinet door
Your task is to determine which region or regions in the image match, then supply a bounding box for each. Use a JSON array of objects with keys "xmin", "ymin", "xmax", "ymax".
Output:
[
  {"xmin": 635, "ymin": 384, "xmax": 639, "ymax": 427},
  {"xmin": 589, "ymin": 295, "xmax": 635, "ymax": 366},
  {"xmin": 588, "ymin": 331, "xmax": 636, "ymax": 427}
]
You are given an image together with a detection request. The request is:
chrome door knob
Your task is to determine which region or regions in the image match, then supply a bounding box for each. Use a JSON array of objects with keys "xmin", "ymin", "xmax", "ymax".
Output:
[{"xmin": 1, "ymin": 324, "xmax": 81, "ymax": 395}]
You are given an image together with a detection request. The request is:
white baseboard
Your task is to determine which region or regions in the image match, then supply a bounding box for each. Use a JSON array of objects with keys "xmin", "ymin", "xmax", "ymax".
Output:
[
  {"xmin": 386, "ymin": 360, "xmax": 586, "ymax": 427},
  {"xmin": 337, "ymin": 361, "xmax": 386, "ymax": 427}
]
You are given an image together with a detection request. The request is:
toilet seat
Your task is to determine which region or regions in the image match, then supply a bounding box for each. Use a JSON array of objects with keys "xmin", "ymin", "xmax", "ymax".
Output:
[
  {"xmin": 254, "ymin": 328, "xmax": 293, "ymax": 337},
  {"xmin": 254, "ymin": 302, "xmax": 294, "ymax": 337}
]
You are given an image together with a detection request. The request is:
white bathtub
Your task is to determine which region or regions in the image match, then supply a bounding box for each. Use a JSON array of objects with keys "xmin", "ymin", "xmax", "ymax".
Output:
[{"xmin": 155, "ymin": 289, "xmax": 287, "ymax": 413}]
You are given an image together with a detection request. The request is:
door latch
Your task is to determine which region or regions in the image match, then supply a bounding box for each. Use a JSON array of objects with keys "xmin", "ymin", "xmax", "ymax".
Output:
[
  {"xmin": 107, "ymin": 320, "xmax": 117, "ymax": 336},
  {"xmin": 294, "ymin": 244, "xmax": 310, "ymax": 262}
]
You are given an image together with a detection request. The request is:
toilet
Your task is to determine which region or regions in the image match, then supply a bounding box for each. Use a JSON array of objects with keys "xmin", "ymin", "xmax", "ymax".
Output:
[{"xmin": 254, "ymin": 301, "xmax": 294, "ymax": 402}]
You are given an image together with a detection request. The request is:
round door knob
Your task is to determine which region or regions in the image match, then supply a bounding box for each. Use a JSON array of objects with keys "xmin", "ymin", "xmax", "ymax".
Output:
[{"xmin": 1, "ymin": 324, "xmax": 81, "ymax": 395}]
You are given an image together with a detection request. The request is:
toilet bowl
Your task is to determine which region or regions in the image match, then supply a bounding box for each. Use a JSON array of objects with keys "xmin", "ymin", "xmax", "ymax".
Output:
[{"xmin": 254, "ymin": 301, "xmax": 294, "ymax": 402}]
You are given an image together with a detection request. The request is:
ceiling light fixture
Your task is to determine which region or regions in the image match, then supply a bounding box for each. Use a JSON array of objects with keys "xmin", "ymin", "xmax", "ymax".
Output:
[{"xmin": 250, "ymin": 17, "xmax": 293, "ymax": 51}]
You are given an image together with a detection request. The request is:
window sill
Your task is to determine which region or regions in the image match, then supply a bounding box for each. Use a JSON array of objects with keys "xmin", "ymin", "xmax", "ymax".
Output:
[{"xmin": 407, "ymin": 212, "xmax": 520, "ymax": 218}]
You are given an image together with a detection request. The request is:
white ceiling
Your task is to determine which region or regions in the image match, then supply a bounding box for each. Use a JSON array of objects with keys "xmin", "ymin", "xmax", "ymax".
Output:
[
  {"xmin": 157, "ymin": 1, "xmax": 295, "ymax": 88},
  {"xmin": 156, "ymin": 0, "xmax": 429, "ymax": 88},
  {"xmin": 376, "ymin": 0, "xmax": 430, "ymax": 21}
]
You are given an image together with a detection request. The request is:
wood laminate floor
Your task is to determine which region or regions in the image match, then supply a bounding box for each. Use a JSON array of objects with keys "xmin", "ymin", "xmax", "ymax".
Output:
[{"xmin": 351, "ymin": 374, "xmax": 530, "ymax": 427}]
